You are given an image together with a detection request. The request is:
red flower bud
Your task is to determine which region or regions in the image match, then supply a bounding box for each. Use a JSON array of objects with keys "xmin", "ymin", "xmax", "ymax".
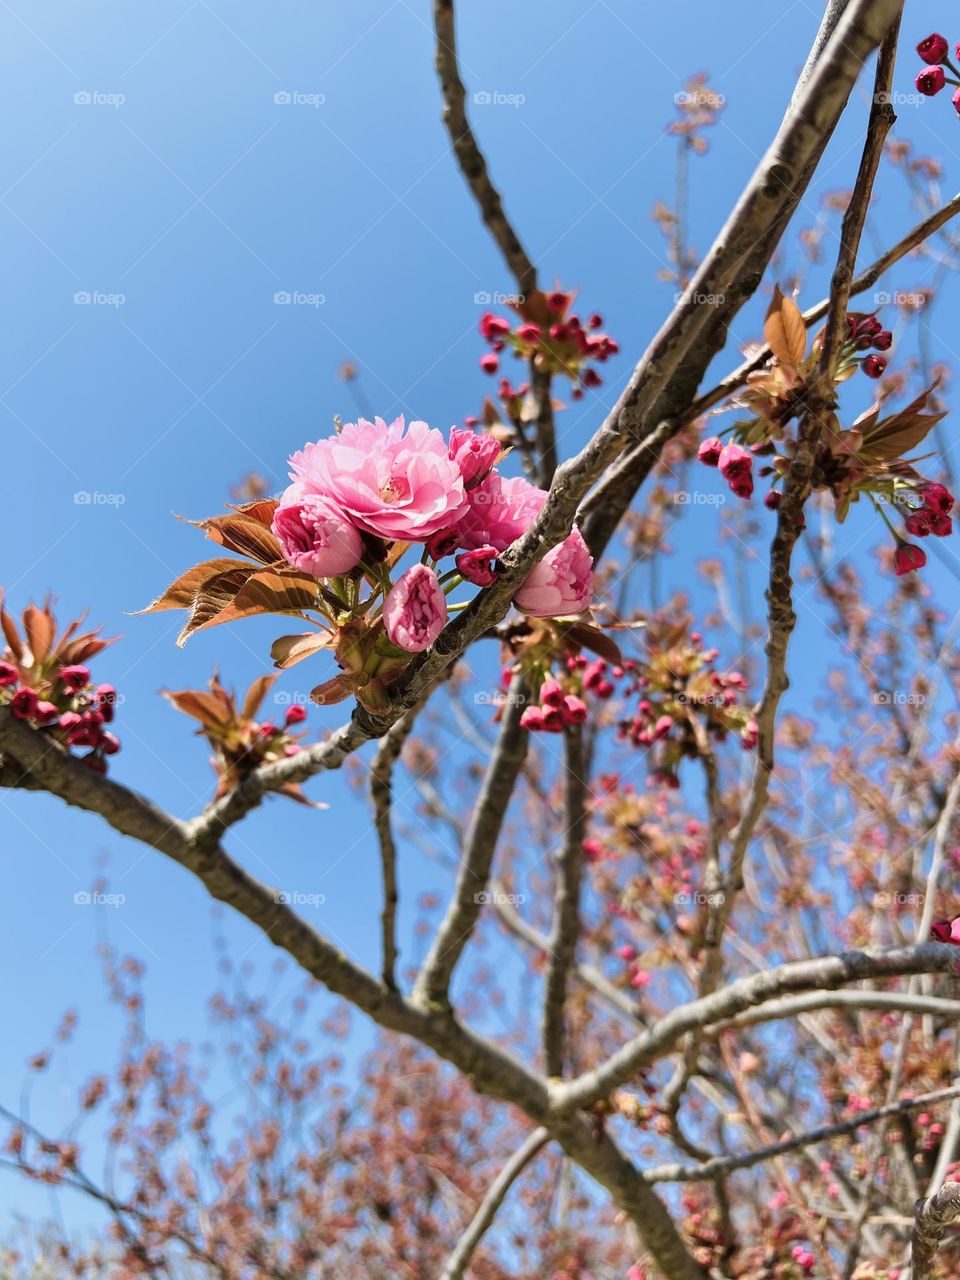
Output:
[
  {"xmin": 455, "ymin": 545, "xmax": 499, "ymax": 587},
  {"xmin": 541, "ymin": 705, "xmax": 565, "ymax": 732},
  {"xmin": 516, "ymin": 323, "xmax": 541, "ymax": 343},
  {"xmin": 894, "ymin": 541, "xmax": 926, "ymax": 576},
  {"xmin": 872, "ymin": 329, "xmax": 893, "ymax": 351},
  {"xmin": 587, "ymin": 313, "xmax": 603, "ymax": 329},
  {"xmin": 426, "ymin": 526, "xmax": 461, "ymax": 560},
  {"xmin": 862, "ymin": 354, "xmax": 887, "ymax": 379},
  {"xmin": 954, "ymin": 86, "xmax": 960, "ymax": 116},
  {"xmin": 922, "ymin": 481, "xmax": 954, "ymax": 514},
  {"xmin": 539, "ymin": 677, "xmax": 565, "ymax": 709},
  {"xmin": 35, "ymin": 701, "xmax": 59, "ymax": 725},
  {"xmin": 0, "ymin": 661, "xmax": 17, "ymax": 687},
  {"xmin": 285, "ymin": 704, "xmax": 308, "ymax": 726},
  {"xmin": 562, "ymin": 695, "xmax": 588, "ymax": 725},
  {"xmin": 916, "ymin": 66, "xmax": 946, "ymax": 95},
  {"xmin": 520, "ymin": 706, "xmax": 545, "ymax": 732},
  {"xmin": 59, "ymin": 665, "xmax": 90, "ymax": 692},
  {"xmin": 917, "ymin": 33, "xmax": 949, "ymax": 64},
  {"xmin": 697, "ymin": 436, "xmax": 723, "ymax": 466},
  {"xmin": 764, "ymin": 489, "xmax": 782, "ymax": 510},
  {"xmin": 582, "ymin": 368, "xmax": 602, "ymax": 388},
  {"xmin": 478, "ymin": 312, "xmax": 510, "ymax": 340},
  {"xmin": 11, "ymin": 687, "xmax": 38, "ymax": 720},
  {"xmin": 718, "ymin": 442, "xmax": 752, "ymax": 482},
  {"xmin": 100, "ymin": 732, "xmax": 121, "ymax": 755},
  {"xmin": 479, "ymin": 353, "xmax": 499, "ymax": 375},
  {"xmin": 546, "ymin": 291, "xmax": 569, "ymax": 314}
]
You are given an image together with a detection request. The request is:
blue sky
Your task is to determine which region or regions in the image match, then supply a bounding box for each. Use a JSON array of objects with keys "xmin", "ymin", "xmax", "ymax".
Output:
[{"xmin": 2, "ymin": 0, "xmax": 959, "ymax": 1231}]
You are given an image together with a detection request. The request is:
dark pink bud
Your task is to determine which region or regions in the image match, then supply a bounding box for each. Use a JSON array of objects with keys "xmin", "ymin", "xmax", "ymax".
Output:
[
  {"xmin": 587, "ymin": 313, "xmax": 603, "ymax": 329},
  {"xmin": 872, "ymin": 330, "xmax": 893, "ymax": 351},
  {"xmin": 718, "ymin": 442, "xmax": 752, "ymax": 481},
  {"xmin": 917, "ymin": 33, "xmax": 949, "ymax": 64},
  {"xmin": 546, "ymin": 291, "xmax": 569, "ymax": 314},
  {"xmin": 562, "ymin": 695, "xmax": 588, "ymax": 724},
  {"xmin": 285, "ymin": 704, "xmax": 308, "ymax": 726},
  {"xmin": 653, "ymin": 714, "xmax": 673, "ymax": 741},
  {"xmin": 922, "ymin": 481, "xmax": 954, "ymax": 514},
  {"xmin": 729, "ymin": 473, "xmax": 755, "ymax": 500},
  {"xmin": 862, "ymin": 354, "xmax": 887, "ymax": 379},
  {"xmin": 520, "ymin": 706, "xmax": 545, "ymax": 732},
  {"xmin": 539, "ymin": 677, "xmax": 565, "ymax": 709},
  {"xmin": 582, "ymin": 368, "xmax": 602, "ymax": 388},
  {"xmin": 764, "ymin": 489, "xmax": 782, "ymax": 511},
  {"xmin": 0, "ymin": 661, "xmax": 17, "ymax": 687},
  {"xmin": 516, "ymin": 323, "xmax": 541, "ymax": 343},
  {"xmin": 479, "ymin": 353, "xmax": 499, "ymax": 375},
  {"xmin": 479, "ymin": 312, "xmax": 510, "ymax": 340},
  {"xmin": 100, "ymin": 732, "xmax": 121, "ymax": 756},
  {"xmin": 894, "ymin": 541, "xmax": 926, "ymax": 576},
  {"xmin": 697, "ymin": 436, "xmax": 723, "ymax": 466},
  {"xmin": 426, "ymin": 526, "xmax": 461, "ymax": 560},
  {"xmin": 581, "ymin": 838, "xmax": 604, "ymax": 862},
  {"xmin": 916, "ymin": 66, "xmax": 946, "ymax": 95},
  {"xmin": 954, "ymin": 86, "xmax": 960, "ymax": 116},
  {"xmin": 59, "ymin": 712, "xmax": 83, "ymax": 734},
  {"xmin": 905, "ymin": 509, "xmax": 934, "ymax": 537},
  {"xmin": 35, "ymin": 701, "xmax": 59, "ymax": 725},
  {"xmin": 541, "ymin": 705, "xmax": 565, "ymax": 732},
  {"xmin": 11, "ymin": 687, "xmax": 38, "ymax": 720},
  {"xmin": 59, "ymin": 665, "xmax": 90, "ymax": 691},
  {"xmin": 456, "ymin": 545, "xmax": 499, "ymax": 587}
]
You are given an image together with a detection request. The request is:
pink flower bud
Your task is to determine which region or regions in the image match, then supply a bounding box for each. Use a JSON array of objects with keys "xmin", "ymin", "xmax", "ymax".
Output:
[
  {"xmin": 448, "ymin": 427, "xmax": 501, "ymax": 489},
  {"xmin": 479, "ymin": 353, "xmax": 499, "ymax": 375},
  {"xmin": 862, "ymin": 354, "xmax": 887, "ymax": 379},
  {"xmin": 922, "ymin": 481, "xmax": 954, "ymax": 514},
  {"xmin": 917, "ymin": 33, "xmax": 949, "ymax": 64},
  {"xmin": 383, "ymin": 564, "xmax": 448, "ymax": 653},
  {"xmin": 100, "ymin": 732, "xmax": 121, "ymax": 756},
  {"xmin": 916, "ymin": 66, "xmax": 946, "ymax": 95},
  {"xmin": 456, "ymin": 545, "xmax": 499, "ymax": 587},
  {"xmin": 516, "ymin": 323, "xmax": 541, "ymax": 343},
  {"xmin": 0, "ymin": 661, "xmax": 17, "ymax": 687},
  {"xmin": 59, "ymin": 665, "xmax": 90, "ymax": 692},
  {"xmin": 697, "ymin": 436, "xmax": 723, "ymax": 466},
  {"xmin": 426, "ymin": 526, "xmax": 461, "ymax": 560},
  {"xmin": 653, "ymin": 714, "xmax": 673, "ymax": 741},
  {"xmin": 582, "ymin": 368, "xmax": 602, "ymax": 388},
  {"xmin": 894, "ymin": 541, "xmax": 926, "ymax": 576},
  {"xmin": 764, "ymin": 489, "xmax": 782, "ymax": 510},
  {"xmin": 514, "ymin": 528, "xmax": 593, "ymax": 618},
  {"xmin": 478, "ymin": 312, "xmax": 510, "ymax": 340},
  {"xmin": 581, "ymin": 838, "xmax": 604, "ymax": 862},
  {"xmin": 520, "ymin": 705, "xmax": 545, "ymax": 732},
  {"xmin": 954, "ymin": 86, "xmax": 960, "ymax": 116},
  {"xmin": 284, "ymin": 704, "xmax": 308, "ymax": 726},
  {"xmin": 11, "ymin": 687, "xmax": 38, "ymax": 720},
  {"xmin": 872, "ymin": 329, "xmax": 893, "ymax": 351},
  {"xmin": 718, "ymin": 442, "xmax": 752, "ymax": 482},
  {"xmin": 587, "ymin": 313, "xmax": 603, "ymax": 329},
  {"xmin": 546, "ymin": 291, "xmax": 569, "ymax": 314},
  {"xmin": 272, "ymin": 485, "xmax": 362, "ymax": 579},
  {"xmin": 541, "ymin": 705, "xmax": 565, "ymax": 732},
  {"xmin": 35, "ymin": 701, "xmax": 59, "ymax": 725},
  {"xmin": 562, "ymin": 694, "xmax": 588, "ymax": 725}
]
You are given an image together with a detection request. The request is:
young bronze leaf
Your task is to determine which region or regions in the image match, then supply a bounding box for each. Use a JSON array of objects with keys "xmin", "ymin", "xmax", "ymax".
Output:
[
  {"xmin": 271, "ymin": 631, "xmax": 336, "ymax": 669},
  {"xmin": 860, "ymin": 386, "xmax": 948, "ymax": 463},
  {"xmin": 139, "ymin": 559, "xmax": 248, "ymax": 614},
  {"xmin": 177, "ymin": 567, "xmax": 259, "ymax": 646},
  {"xmin": 188, "ymin": 569, "xmax": 321, "ymax": 640},
  {"xmin": 310, "ymin": 671, "xmax": 364, "ymax": 706},
  {"xmin": 187, "ymin": 513, "xmax": 282, "ymax": 566},
  {"xmin": 764, "ymin": 285, "xmax": 807, "ymax": 370},
  {"xmin": 226, "ymin": 498, "xmax": 279, "ymax": 528},
  {"xmin": 565, "ymin": 622, "xmax": 624, "ymax": 665},
  {"xmin": 241, "ymin": 673, "xmax": 278, "ymax": 722},
  {"xmin": 162, "ymin": 688, "xmax": 234, "ymax": 729},
  {"xmin": 22, "ymin": 604, "xmax": 55, "ymax": 665},
  {"xmin": 0, "ymin": 595, "xmax": 24, "ymax": 660}
]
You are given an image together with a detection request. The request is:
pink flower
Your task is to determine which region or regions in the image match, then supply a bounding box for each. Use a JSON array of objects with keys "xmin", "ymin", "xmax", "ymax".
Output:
[
  {"xmin": 520, "ymin": 705, "xmax": 545, "ymax": 731},
  {"xmin": 457, "ymin": 473, "xmax": 547, "ymax": 552},
  {"xmin": 456, "ymin": 545, "xmax": 499, "ymax": 587},
  {"xmin": 448, "ymin": 427, "xmax": 501, "ymax": 489},
  {"xmin": 697, "ymin": 436, "xmax": 723, "ymax": 466},
  {"xmin": 916, "ymin": 66, "xmax": 946, "ymax": 96},
  {"xmin": 59, "ymin": 664, "xmax": 90, "ymax": 692},
  {"xmin": 0, "ymin": 661, "xmax": 17, "ymax": 687},
  {"xmin": 514, "ymin": 527, "xmax": 593, "ymax": 618},
  {"xmin": 272, "ymin": 483, "xmax": 362, "ymax": 578},
  {"xmin": 383, "ymin": 564, "xmax": 447, "ymax": 653},
  {"xmin": 718, "ymin": 442, "xmax": 751, "ymax": 483},
  {"xmin": 11, "ymin": 687, "xmax": 38, "ymax": 720},
  {"xmin": 290, "ymin": 417, "xmax": 468, "ymax": 543},
  {"xmin": 562, "ymin": 694, "xmax": 588, "ymax": 724},
  {"xmin": 894, "ymin": 541, "xmax": 926, "ymax": 576},
  {"xmin": 917, "ymin": 33, "xmax": 949, "ymax": 64}
]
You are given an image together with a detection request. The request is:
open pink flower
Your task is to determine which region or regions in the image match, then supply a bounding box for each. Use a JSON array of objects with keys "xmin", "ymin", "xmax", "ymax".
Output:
[
  {"xmin": 457, "ymin": 473, "xmax": 547, "ymax": 551},
  {"xmin": 514, "ymin": 527, "xmax": 593, "ymax": 618},
  {"xmin": 290, "ymin": 417, "xmax": 468, "ymax": 543},
  {"xmin": 448, "ymin": 427, "xmax": 501, "ymax": 489},
  {"xmin": 273, "ymin": 483, "xmax": 362, "ymax": 578},
  {"xmin": 384, "ymin": 564, "xmax": 447, "ymax": 653}
]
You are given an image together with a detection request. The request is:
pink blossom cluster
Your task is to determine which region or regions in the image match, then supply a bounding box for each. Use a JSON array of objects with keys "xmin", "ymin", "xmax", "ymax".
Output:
[
  {"xmin": 477, "ymin": 291, "xmax": 619, "ymax": 396},
  {"xmin": 0, "ymin": 661, "xmax": 120, "ymax": 773},
  {"xmin": 914, "ymin": 33, "xmax": 960, "ymax": 113},
  {"xmin": 697, "ymin": 437, "xmax": 756, "ymax": 500},
  {"xmin": 272, "ymin": 416, "xmax": 594, "ymax": 653},
  {"xmin": 845, "ymin": 312, "xmax": 893, "ymax": 380},
  {"xmin": 895, "ymin": 482, "xmax": 955, "ymax": 577},
  {"xmin": 514, "ymin": 654, "xmax": 633, "ymax": 735}
]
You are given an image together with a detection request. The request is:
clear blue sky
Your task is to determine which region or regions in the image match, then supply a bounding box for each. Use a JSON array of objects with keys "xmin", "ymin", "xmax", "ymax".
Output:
[{"xmin": 2, "ymin": 0, "xmax": 958, "ymax": 1229}]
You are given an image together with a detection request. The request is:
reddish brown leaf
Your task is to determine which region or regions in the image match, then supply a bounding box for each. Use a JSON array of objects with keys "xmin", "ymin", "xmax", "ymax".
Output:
[
  {"xmin": 139, "ymin": 559, "xmax": 250, "ymax": 614},
  {"xmin": 187, "ymin": 569, "xmax": 322, "ymax": 641},
  {"xmin": 241, "ymin": 673, "xmax": 278, "ymax": 721},
  {"xmin": 271, "ymin": 631, "xmax": 336, "ymax": 669},
  {"xmin": 764, "ymin": 286, "xmax": 807, "ymax": 370},
  {"xmin": 565, "ymin": 623, "xmax": 624, "ymax": 665},
  {"xmin": 185, "ymin": 512, "xmax": 282, "ymax": 566},
  {"xmin": 177, "ymin": 567, "xmax": 261, "ymax": 646},
  {"xmin": 22, "ymin": 604, "xmax": 55, "ymax": 664},
  {"xmin": 163, "ymin": 688, "xmax": 234, "ymax": 729},
  {"xmin": 310, "ymin": 672, "xmax": 364, "ymax": 706},
  {"xmin": 226, "ymin": 498, "xmax": 279, "ymax": 528},
  {"xmin": 0, "ymin": 593, "xmax": 24, "ymax": 660}
]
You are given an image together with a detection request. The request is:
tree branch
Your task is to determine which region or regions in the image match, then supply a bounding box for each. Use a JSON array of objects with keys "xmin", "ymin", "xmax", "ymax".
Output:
[
  {"xmin": 370, "ymin": 709, "xmax": 417, "ymax": 990},
  {"xmin": 913, "ymin": 1181, "xmax": 960, "ymax": 1280}
]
